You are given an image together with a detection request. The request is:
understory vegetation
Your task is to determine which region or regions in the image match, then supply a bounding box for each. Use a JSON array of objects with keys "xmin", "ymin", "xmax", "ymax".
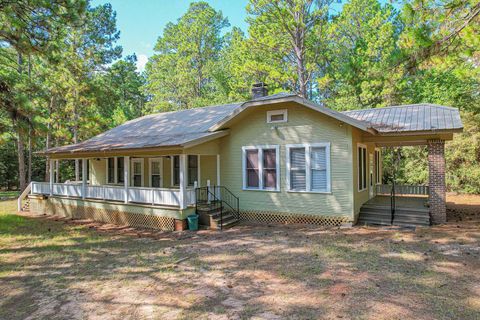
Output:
[{"xmin": 0, "ymin": 0, "xmax": 479, "ymax": 192}]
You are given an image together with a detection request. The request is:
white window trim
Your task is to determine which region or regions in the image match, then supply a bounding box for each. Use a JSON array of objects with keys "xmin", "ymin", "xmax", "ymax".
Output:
[
  {"xmin": 357, "ymin": 143, "xmax": 367, "ymax": 192},
  {"xmin": 149, "ymin": 158, "xmax": 163, "ymax": 188},
  {"xmin": 131, "ymin": 158, "xmax": 144, "ymax": 187},
  {"xmin": 266, "ymin": 109, "xmax": 288, "ymax": 123},
  {"xmin": 242, "ymin": 145, "xmax": 280, "ymax": 191},
  {"xmin": 286, "ymin": 143, "xmax": 331, "ymax": 193}
]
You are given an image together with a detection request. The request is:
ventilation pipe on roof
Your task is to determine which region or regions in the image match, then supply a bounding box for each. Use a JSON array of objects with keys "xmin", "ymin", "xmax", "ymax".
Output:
[{"xmin": 251, "ymin": 82, "xmax": 268, "ymax": 99}]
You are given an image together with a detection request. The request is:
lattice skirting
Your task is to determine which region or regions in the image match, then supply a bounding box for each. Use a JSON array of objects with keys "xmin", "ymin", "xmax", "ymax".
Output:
[
  {"xmin": 239, "ymin": 210, "xmax": 350, "ymax": 227},
  {"xmin": 30, "ymin": 199, "xmax": 175, "ymax": 231}
]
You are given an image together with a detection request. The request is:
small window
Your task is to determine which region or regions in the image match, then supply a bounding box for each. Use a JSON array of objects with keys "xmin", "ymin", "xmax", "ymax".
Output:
[
  {"xmin": 242, "ymin": 146, "xmax": 279, "ymax": 191},
  {"xmin": 267, "ymin": 109, "xmax": 287, "ymax": 123},
  {"xmin": 358, "ymin": 144, "xmax": 367, "ymax": 191}
]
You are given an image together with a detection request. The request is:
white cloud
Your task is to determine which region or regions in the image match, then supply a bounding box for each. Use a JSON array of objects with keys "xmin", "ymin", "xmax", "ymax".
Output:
[{"xmin": 136, "ymin": 54, "xmax": 148, "ymax": 72}]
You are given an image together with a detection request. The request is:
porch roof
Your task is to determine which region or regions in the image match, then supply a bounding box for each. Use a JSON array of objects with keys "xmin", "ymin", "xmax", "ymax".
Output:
[{"xmin": 342, "ymin": 104, "xmax": 463, "ymax": 134}]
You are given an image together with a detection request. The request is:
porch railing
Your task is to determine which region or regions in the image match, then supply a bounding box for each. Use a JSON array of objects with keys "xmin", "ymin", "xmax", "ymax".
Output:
[
  {"xmin": 376, "ymin": 184, "xmax": 429, "ymax": 196},
  {"xmin": 30, "ymin": 182, "xmax": 195, "ymax": 207}
]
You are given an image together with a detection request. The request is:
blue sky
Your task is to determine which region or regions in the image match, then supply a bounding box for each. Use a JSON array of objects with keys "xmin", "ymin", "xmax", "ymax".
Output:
[{"xmin": 91, "ymin": 0, "xmax": 250, "ymax": 71}]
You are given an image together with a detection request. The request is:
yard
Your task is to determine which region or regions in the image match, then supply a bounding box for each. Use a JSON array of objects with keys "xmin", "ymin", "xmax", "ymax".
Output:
[{"xmin": 0, "ymin": 196, "xmax": 479, "ymax": 320}]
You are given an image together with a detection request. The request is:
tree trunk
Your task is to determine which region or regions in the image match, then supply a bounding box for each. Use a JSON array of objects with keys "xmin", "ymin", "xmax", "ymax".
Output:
[
  {"xmin": 17, "ymin": 128, "xmax": 27, "ymax": 191},
  {"xmin": 73, "ymin": 90, "xmax": 79, "ymax": 180},
  {"xmin": 45, "ymin": 96, "xmax": 54, "ymax": 182},
  {"xmin": 27, "ymin": 55, "xmax": 32, "ymax": 183},
  {"xmin": 28, "ymin": 125, "xmax": 32, "ymax": 183}
]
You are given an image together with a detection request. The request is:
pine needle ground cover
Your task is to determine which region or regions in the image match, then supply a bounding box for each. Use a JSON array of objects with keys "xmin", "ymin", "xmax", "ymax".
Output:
[{"xmin": 0, "ymin": 196, "xmax": 479, "ymax": 320}]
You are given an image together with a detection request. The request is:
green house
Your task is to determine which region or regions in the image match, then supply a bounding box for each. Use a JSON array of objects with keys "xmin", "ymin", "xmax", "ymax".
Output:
[{"xmin": 21, "ymin": 83, "xmax": 463, "ymax": 230}]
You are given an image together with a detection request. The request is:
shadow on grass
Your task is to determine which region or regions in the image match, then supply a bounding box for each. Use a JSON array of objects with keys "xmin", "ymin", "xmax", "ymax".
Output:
[{"xmin": 0, "ymin": 212, "xmax": 479, "ymax": 319}]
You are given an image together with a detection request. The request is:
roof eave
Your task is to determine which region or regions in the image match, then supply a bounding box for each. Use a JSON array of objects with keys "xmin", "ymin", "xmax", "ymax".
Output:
[
  {"xmin": 375, "ymin": 127, "xmax": 464, "ymax": 136},
  {"xmin": 209, "ymin": 95, "xmax": 375, "ymax": 133}
]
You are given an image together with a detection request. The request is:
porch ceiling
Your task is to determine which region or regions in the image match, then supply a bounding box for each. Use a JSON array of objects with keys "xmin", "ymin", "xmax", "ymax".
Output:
[{"xmin": 362, "ymin": 131, "xmax": 456, "ymax": 147}]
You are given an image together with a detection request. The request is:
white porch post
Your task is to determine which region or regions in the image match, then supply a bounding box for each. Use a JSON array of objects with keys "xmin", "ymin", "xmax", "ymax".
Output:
[
  {"xmin": 75, "ymin": 159, "xmax": 80, "ymax": 182},
  {"xmin": 55, "ymin": 160, "xmax": 59, "ymax": 183},
  {"xmin": 124, "ymin": 156, "xmax": 130, "ymax": 203},
  {"xmin": 49, "ymin": 159, "xmax": 54, "ymax": 196},
  {"xmin": 216, "ymin": 154, "xmax": 221, "ymax": 186},
  {"xmin": 82, "ymin": 159, "xmax": 87, "ymax": 199},
  {"xmin": 179, "ymin": 154, "xmax": 187, "ymax": 209}
]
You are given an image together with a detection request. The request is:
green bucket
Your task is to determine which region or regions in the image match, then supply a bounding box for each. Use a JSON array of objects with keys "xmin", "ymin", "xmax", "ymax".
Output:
[{"xmin": 187, "ymin": 214, "xmax": 199, "ymax": 231}]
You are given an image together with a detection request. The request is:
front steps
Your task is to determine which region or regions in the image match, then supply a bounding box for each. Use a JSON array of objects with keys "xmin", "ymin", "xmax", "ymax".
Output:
[
  {"xmin": 196, "ymin": 202, "xmax": 239, "ymax": 230},
  {"xmin": 21, "ymin": 198, "xmax": 30, "ymax": 212},
  {"xmin": 358, "ymin": 204, "xmax": 430, "ymax": 227}
]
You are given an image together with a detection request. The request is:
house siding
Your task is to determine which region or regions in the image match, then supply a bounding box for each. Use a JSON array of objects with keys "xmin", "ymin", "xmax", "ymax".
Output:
[
  {"xmin": 352, "ymin": 128, "xmax": 377, "ymax": 221},
  {"xmin": 90, "ymin": 158, "xmax": 106, "ymax": 185},
  {"xmin": 199, "ymin": 155, "xmax": 217, "ymax": 187},
  {"xmin": 219, "ymin": 101, "xmax": 355, "ymax": 220}
]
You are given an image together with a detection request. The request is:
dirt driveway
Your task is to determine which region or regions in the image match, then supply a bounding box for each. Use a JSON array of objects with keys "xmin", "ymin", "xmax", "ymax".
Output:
[{"xmin": 0, "ymin": 197, "xmax": 479, "ymax": 320}]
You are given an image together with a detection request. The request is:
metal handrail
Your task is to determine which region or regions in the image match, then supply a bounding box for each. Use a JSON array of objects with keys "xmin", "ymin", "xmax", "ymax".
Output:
[
  {"xmin": 195, "ymin": 186, "xmax": 240, "ymax": 229},
  {"xmin": 213, "ymin": 186, "xmax": 240, "ymax": 220}
]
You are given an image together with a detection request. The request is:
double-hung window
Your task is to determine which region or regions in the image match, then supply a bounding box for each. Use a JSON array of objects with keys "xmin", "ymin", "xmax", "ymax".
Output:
[
  {"xmin": 242, "ymin": 145, "xmax": 280, "ymax": 191},
  {"xmin": 286, "ymin": 143, "xmax": 331, "ymax": 193},
  {"xmin": 358, "ymin": 144, "xmax": 367, "ymax": 191},
  {"xmin": 150, "ymin": 158, "xmax": 162, "ymax": 188},
  {"xmin": 107, "ymin": 157, "xmax": 126, "ymax": 184},
  {"xmin": 187, "ymin": 155, "xmax": 199, "ymax": 186}
]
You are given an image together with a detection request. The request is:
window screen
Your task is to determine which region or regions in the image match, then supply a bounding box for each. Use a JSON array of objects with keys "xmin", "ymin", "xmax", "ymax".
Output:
[
  {"xmin": 311, "ymin": 147, "xmax": 327, "ymax": 191},
  {"xmin": 290, "ymin": 148, "xmax": 306, "ymax": 191},
  {"xmin": 246, "ymin": 150, "xmax": 259, "ymax": 188},
  {"xmin": 263, "ymin": 149, "xmax": 277, "ymax": 189},
  {"xmin": 107, "ymin": 158, "xmax": 115, "ymax": 183}
]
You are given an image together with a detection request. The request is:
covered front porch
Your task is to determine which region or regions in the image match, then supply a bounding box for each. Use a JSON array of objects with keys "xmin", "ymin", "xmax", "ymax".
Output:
[
  {"xmin": 24, "ymin": 152, "xmax": 221, "ymax": 210},
  {"xmin": 357, "ymin": 136, "xmax": 449, "ymax": 227}
]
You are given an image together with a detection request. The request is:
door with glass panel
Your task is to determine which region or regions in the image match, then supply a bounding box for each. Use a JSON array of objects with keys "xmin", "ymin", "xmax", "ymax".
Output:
[{"xmin": 150, "ymin": 158, "xmax": 162, "ymax": 188}]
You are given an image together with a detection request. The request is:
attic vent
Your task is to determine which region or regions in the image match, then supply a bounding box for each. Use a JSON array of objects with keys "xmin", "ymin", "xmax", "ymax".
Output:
[{"xmin": 252, "ymin": 82, "xmax": 268, "ymax": 99}]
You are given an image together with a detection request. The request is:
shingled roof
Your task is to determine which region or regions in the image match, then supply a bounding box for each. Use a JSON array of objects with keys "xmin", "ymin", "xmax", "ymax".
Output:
[
  {"xmin": 44, "ymin": 96, "xmax": 463, "ymax": 155},
  {"xmin": 342, "ymin": 104, "xmax": 463, "ymax": 134}
]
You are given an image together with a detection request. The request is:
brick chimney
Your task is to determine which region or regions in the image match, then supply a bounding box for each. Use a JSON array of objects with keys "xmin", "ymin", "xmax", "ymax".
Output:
[{"xmin": 251, "ymin": 82, "xmax": 268, "ymax": 99}]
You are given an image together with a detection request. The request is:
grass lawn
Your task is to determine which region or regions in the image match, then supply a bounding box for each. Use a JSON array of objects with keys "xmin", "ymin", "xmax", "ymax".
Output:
[
  {"xmin": 0, "ymin": 197, "xmax": 479, "ymax": 320},
  {"xmin": 0, "ymin": 190, "xmax": 19, "ymax": 199}
]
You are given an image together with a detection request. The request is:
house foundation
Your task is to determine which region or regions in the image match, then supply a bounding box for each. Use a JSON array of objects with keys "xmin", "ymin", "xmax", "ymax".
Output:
[{"xmin": 29, "ymin": 196, "xmax": 194, "ymax": 231}]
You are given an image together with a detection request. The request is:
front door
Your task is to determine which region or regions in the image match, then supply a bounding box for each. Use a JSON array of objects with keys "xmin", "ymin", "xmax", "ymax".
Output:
[{"xmin": 369, "ymin": 153, "xmax": 374, "ymax": 199}]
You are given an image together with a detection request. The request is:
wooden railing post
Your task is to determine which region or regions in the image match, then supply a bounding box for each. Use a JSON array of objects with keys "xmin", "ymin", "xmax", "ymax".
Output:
[
  {"xmin": 49, "ymin": 159, "xmax": 54, "ymax": 196},
  {"xmin": 124, "ymin": 156, "xmax": 130, "ymax": 204},
  {"xmin": 82, "ymin": 158, "xmax": 87, "ymax": 200}
]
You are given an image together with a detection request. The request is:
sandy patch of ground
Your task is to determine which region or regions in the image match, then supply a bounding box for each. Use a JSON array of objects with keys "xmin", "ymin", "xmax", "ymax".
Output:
[{"xmin": 0, "ymin": 197, "xmax": 479, "ymax": 319}]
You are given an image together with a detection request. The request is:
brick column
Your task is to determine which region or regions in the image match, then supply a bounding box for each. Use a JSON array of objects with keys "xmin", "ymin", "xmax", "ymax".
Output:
[{"xmin": 428, "ymin": 140, "xmax": 446, "ymax": 224}]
